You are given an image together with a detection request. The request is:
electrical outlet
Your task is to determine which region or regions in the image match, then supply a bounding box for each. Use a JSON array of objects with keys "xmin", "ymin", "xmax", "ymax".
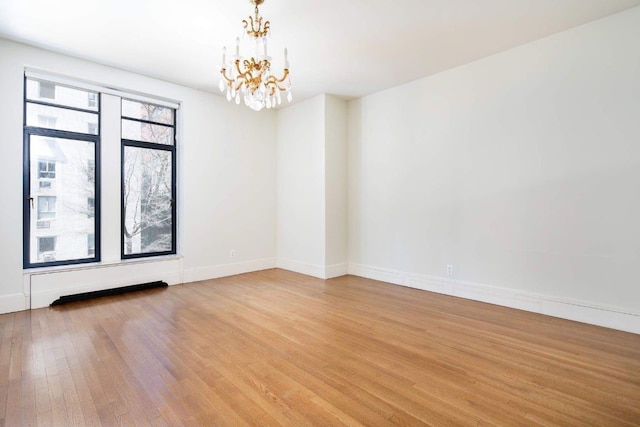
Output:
[
  {"xmin": 230, "ymin": 249, "xmax": 236, "ymax": 258},
  {"xmin": 447, "ymin": 265, "xmax": 453, "ymax": 277}
]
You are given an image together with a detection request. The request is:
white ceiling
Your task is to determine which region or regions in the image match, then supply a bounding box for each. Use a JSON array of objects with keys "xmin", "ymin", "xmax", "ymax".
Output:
[{"xmin": 1, "ymin": 0, "xmax": 639, "ymax": 105}]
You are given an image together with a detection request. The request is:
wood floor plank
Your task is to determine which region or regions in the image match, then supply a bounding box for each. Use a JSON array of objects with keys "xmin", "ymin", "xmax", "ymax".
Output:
[{"xmin": 0, "ymin": 269, "xmax": 639, "ymax": 426}]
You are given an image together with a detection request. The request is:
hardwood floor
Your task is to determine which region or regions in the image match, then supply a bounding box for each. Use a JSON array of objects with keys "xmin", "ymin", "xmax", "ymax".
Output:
[{"xmin": 1, "ymin": 269, "xmax": 639, "ymax": 426}]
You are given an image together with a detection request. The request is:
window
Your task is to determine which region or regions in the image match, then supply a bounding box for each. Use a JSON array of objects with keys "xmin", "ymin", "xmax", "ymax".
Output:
[
  {"xmin": 87, "ymin": 234, "xmax": 95, "ymax": 256},
  {"xmin": 38, "ymin": 160, "xmax": 56, "ymax": 179},
  {"xmin": 37, "ymin": 236, "xmax": 56, "ymax": 261},
  {"xmin": 87, "ymin": 160, "xmax": 95, "ymax": 183},
  {"xmin": 88, "ymin": 93, "xmax": 97, "ymax": 108},
  {"xmin": 24, "ymin": 74, "xmax": 178, "ymax": 268},
  {"xmin": 24, "ymin": 77, "xmax": 100, "ymax": 268},
  {"xmin": 39, "ymin": 82, "xmax": 55, "ymax": 99},
  {"xmin": 37, "ymin": 196, "xmax": 56, "ymax": 220},
  {"xmin": 122, "ymin": 99, "xmax": 176, "ymax": 258},
  {"xmin": 87, "ymin": 197, "xmax": 95, "ymax": 218},
  {"xmin": 37, "ymin": 115, "xmax": 57, "ymax": 129}
]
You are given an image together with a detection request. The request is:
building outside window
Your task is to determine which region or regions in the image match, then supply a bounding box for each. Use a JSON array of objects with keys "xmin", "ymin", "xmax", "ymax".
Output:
[{"xmin": 24, "ymin": 76, "xmax": 100, "ymax": 268}]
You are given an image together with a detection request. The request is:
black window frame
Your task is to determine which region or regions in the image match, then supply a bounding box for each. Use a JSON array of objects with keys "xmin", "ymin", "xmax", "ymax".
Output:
[
  {"xmin": 23, "ymin": 76, "xmax": 102, "ymax": 269},
  {"xmin": 120, "ymin": 100, "xmax": 177, "ymax": 260}
]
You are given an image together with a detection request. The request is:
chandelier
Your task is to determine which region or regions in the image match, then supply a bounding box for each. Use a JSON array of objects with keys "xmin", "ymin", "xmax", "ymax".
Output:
[{"xmin": 219, "ymin": 0, "xmax": 292, "ymax": 111}]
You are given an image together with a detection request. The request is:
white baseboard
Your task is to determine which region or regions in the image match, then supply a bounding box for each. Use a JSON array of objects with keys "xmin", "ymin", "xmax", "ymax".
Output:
[
  {"xmin": 348, "ymin": 263, "xmax": 640, "ymax": 335},
  {"xmin": 326, "ymin": 263, "xmax": 348, "ymax": 279},
  {"xmin": 277, "ymin": 258, "xmax": 327, "ymax": 279},
  {"xmin": 182, "ymin": 258, "xmax": 277, "ymax": 283},
  {"xmin": 277, "ymin": 258, "xmax": 348, "ymax": 279},
  {"xmin": 0, "ymin": 293, "xmax": 27, "ymax": 314}
]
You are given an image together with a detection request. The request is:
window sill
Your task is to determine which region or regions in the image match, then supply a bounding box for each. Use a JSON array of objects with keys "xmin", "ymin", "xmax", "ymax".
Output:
[{"xmin": 24, "ymin": 254, "xmax": 183, "ymax": 276}]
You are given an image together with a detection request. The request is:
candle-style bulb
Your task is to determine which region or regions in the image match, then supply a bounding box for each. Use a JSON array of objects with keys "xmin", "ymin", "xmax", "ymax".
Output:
[{"xmin": 235, "ymin": 37, "xmax": 240, "ymax": 57}]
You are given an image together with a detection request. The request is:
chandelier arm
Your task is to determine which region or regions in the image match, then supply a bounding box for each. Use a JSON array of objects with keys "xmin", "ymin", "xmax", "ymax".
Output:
[
  {"xmin": 235, "ymin": 60, "xmax": 250, "ymax": 80},
  {"xmin": 264, "ymin": 74, "xmax": 278, "ymax": 85},
  {"xmin": 275, "ymin": 68, "xmax": 290, "ymax": 83},
  {"xmin": 220, "ymin": 68, "xmax": 234, "ymax": 84},
  {"xmin": 263, "ymin": 74, "xmax": 287, "ymax": 91}
]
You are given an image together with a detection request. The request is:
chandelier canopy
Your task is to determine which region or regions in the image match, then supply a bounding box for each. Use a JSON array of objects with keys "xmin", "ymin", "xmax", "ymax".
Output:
[{"xmin": 219, "ymin": 0, "xmax": 292, "ymax": 111}]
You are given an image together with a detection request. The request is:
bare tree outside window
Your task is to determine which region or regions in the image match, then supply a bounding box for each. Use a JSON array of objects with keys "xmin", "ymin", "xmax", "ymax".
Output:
[
  {"xmin": 121, "ymin": 100, "xmax": 176, "ymax": 257},
  {"xmin": 123, "ymin": 147, "xmax": 172, "ymax": 254}
]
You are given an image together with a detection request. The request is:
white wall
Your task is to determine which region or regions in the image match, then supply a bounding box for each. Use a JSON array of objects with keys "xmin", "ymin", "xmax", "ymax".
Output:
[
  {"xmin": 348, "ymin": 7, "xmax": 640, "ymax": 333},
  {"xmin": 277, "ymin": 95, "xmax": 326, "ymax": 276},
  {"xmin": 277, "ymin": 94, "xmax": 348, "ymax": 279},
  {"xmin": 324, "ymin": 96, "xmax": 348, "ymax": 275},
  {"xmin": 0, "ymin": 38, "xmax": 277, "ymax": 312}
]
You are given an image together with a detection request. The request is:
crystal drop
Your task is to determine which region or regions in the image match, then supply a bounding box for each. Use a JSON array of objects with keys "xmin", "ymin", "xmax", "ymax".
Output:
[
  {"xmin": 235, "ymin": 94, "xmax": 240, "ymax": 104},
  {"xmin": 219, "ymin": 79, "xmax": 225, "ymax": 92},
  {"xmin": 287, "ymin": 91, "xmax": 292, "ymax": 103},
  {"xmin": 226, "ymin": 91, "xmax": 232, "ymax": 101}
]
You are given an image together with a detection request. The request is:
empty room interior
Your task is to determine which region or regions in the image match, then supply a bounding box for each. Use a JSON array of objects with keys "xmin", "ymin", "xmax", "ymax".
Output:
[{"xmin": 1, "ymin": 0, "xmax": 640, "ymax": 425}]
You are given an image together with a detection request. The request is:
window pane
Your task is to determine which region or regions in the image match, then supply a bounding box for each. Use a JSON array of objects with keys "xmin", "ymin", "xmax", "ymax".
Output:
[
  {"xmin": 122, "ymin": 99, "xmax": 174, "ymax": 125},
  {"xmin": 87, "ymin": 234, "xmax": 95, "ymax": 256},
  {"xmin": 26, "ymin": 103, "xmax": 99, "ymax": 135},
  {"xmin": 87, "ymin": 197, "xmax": 95, "ymax": 218},
  {"xmin": 121, "ymin": 119, "xmax": 174, "ymax": 145},
  {"xmin": 37, "ymin": 196, "xmax": 56, "ymax": 219},
  {"xmin": 39, "ymin": 82, "xmax": 55, "ymax": 99},
  {"xmin": 38, "ymin": 160, "xmax": 56, "ymax": 178},
  {"xmin": 123, "ymin": 146, "xmax": 173, "ymax": 255},
  {"xmin": 29, "ymin": 135, "xmax": 96, "ymax": 264},
  {"xmin": 38, "ymin": 237, "xmax": 56, "ymax": 261},
  {"xmin": 26, "ymin": 78, "xmax": 99, "ymax": 111}
]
